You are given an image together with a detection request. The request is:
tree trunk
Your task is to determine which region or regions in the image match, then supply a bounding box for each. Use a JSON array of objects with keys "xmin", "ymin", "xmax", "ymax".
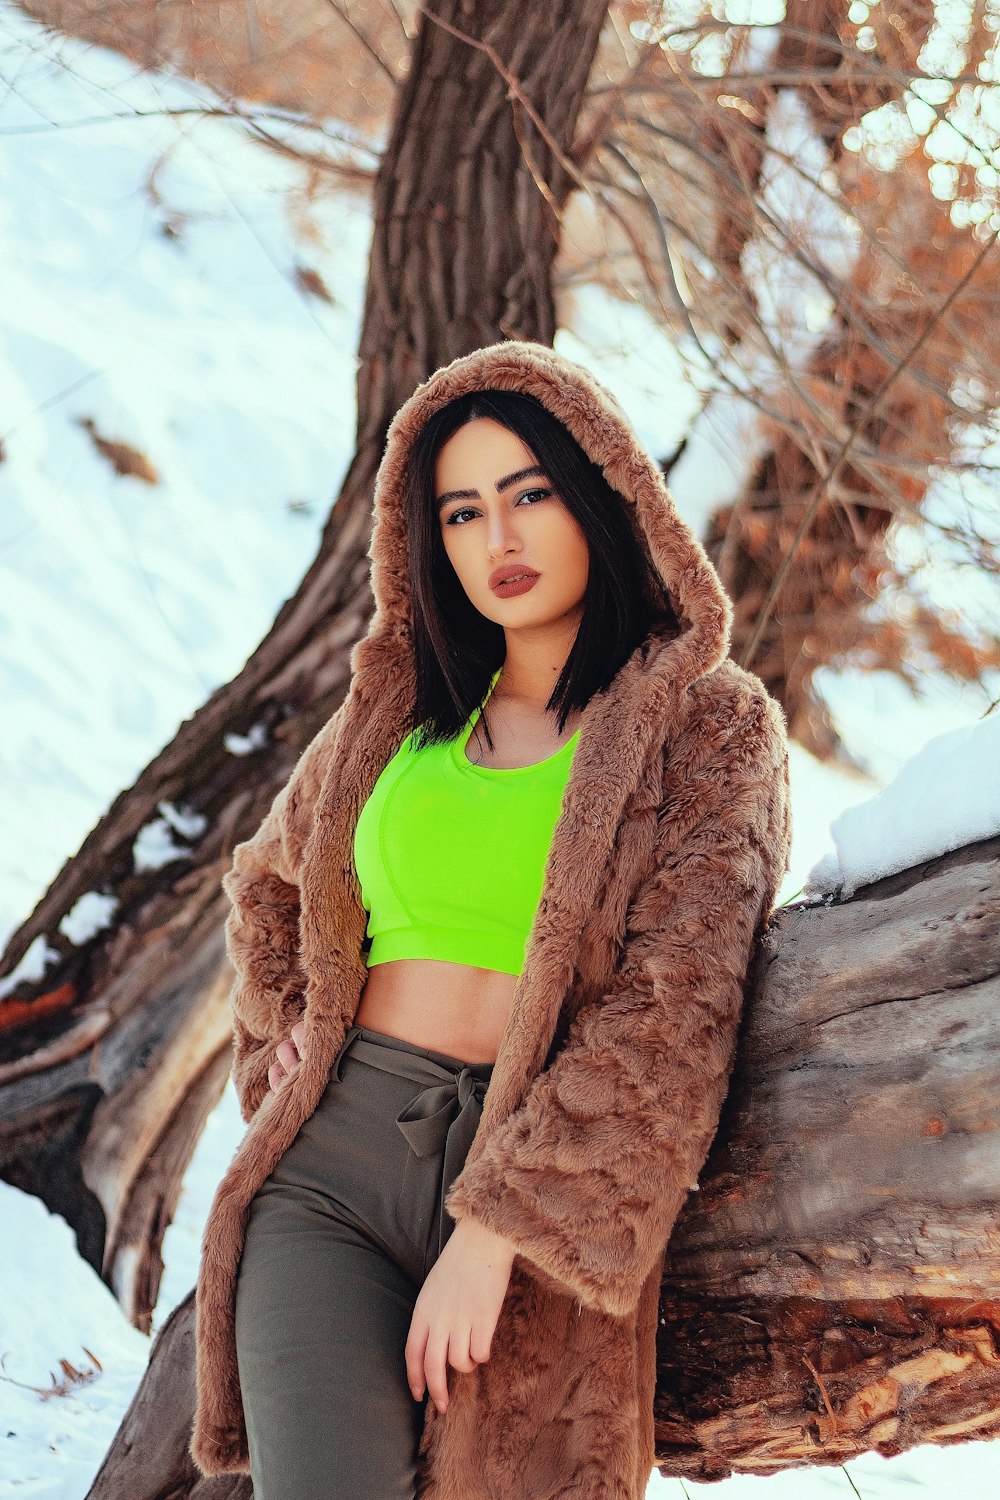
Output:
[
  {"xmin": 0, "ymin": 0, "xmax": 610, "ymax": 1330},
  {"xmin": 86, "ymin": 1292, "xmax": 251, "ymax": 1500},
  {"xmin": 654, "ymin": 830, "xmax": 1000, "ymax": 1479},
  {"xmin": 84, "ymin": 831, "xmax": 1000, "ymax": 1493}
]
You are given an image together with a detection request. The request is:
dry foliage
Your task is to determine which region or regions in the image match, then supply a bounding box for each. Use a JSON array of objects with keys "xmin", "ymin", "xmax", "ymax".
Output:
[{"xmin": 566, "ymin": 0, "xmax": 1000, "ymax": 752}]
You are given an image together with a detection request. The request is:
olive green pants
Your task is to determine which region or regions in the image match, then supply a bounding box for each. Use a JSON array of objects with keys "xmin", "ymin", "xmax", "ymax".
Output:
[{"xmin": 234, "ymin": 1023, "xmax": 494, "ymax": 1500}]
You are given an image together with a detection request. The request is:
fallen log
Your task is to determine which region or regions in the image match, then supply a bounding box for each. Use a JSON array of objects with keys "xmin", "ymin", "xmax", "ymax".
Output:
[
  {"xmin": 84, "ymin": 1290, "xmax": 249, "ymax": 1500},
  {"xmin": 654, "ymin": 830, "xmax": 1000, "ymax": 1479}
]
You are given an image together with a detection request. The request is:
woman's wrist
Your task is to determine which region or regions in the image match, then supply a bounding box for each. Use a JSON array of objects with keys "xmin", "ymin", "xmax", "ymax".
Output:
[{"xmin": 452, "ymin": 1215, "xmax": 517, "ymax": 1262}]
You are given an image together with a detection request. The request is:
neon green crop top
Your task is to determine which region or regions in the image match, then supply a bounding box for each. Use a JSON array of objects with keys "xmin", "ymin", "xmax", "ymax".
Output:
[{"xmin": 352, "ymin": 668, "xmax": 580, "ymax": 977}]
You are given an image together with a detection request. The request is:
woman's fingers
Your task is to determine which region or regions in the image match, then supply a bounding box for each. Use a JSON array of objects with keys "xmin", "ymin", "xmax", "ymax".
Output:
[
  {"xmin": 274, "ymin": 1036, "xmax": 300, "ymax": 1073},
  {"xmin": 468, "ymin": 1314, "xmax": 496, "ymax": 1366},
  {"xmin": 447, "ymin": 1323, "xmax": 477, "ymax": 1374},
  {"xmin": 267, "ymin": 1026, "xmax": 306, "ymax": 1093},
  {"xmin": 422, "ymin": 1324, "xmax": 481, "ymax": 1413},
  {"xmin": 278, "ymin": 1021, "xmax": 305, "ymax": 1073},
  {"xmin": 423, "ymin": 1327, "xmax": 451, "ymax": 1413},
  {"xmin": 405, "ymin": 1311, "xmax": 429, "ymax": 1402}
]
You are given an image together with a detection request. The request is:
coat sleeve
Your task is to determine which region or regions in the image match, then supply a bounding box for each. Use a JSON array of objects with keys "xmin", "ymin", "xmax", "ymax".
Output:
[
  {"xmin": 443, "ymin": 685, "xmax": 792, "ymax": 1318},
  {"xmin": 221, "ymin": 703, "xmax": 346, "ymax": 1123}
]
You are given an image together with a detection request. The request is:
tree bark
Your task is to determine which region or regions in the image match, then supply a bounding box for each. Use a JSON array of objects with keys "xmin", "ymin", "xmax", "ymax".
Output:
[
  {"xmin": 85, "ymin": 1292, "xmax": 251, "ymax": 1500},
  {"xmin": 0, "ymin": 0, "xmax": 610, "ymax": 1330},
  {"xmin": 654, "ymin": 830, "xmax": 1000, "ymax": 1479},
  {"xmin": 84, "ymin": 831, "xmax": 1000, "ymax": 1493}
]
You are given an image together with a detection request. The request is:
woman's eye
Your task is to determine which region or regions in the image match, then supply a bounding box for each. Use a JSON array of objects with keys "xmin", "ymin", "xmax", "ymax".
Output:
[{"xmin": 444, "ymin": 488, "xmax": 551, "ymax": 526}]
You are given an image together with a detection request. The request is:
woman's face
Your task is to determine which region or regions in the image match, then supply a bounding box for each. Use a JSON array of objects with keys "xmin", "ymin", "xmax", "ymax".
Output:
[{"xmin": 434, "ymin": 417, "xmax": 590, "ymax": 635}]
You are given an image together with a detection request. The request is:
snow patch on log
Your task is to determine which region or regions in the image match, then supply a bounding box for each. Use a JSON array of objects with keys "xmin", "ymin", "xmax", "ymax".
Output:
[
  {"xmin": 0, "ymin": 933, "xmax": 61, "ymax": 1001},
  {"xmin": 224, "ymin": 722, "xmax": 271, "ymax": 755},
  {"xmin": 132, "ymin": 802, "xmax": 208, "ymax": 871},
  {"xmin": 58, "ymin": 891, "xmax": 119, "ymax": 944},
  {"xmin": 805, "ymin": 712, "xmax": 1000, "ymax": 899}
]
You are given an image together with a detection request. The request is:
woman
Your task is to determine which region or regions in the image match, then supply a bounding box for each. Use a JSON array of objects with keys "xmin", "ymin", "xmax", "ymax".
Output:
[{"xmin": 192, "ymin": 339, "xmax": 792, "ymax": 1500}]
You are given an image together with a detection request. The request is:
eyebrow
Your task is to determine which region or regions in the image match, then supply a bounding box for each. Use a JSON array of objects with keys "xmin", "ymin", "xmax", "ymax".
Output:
[{"xmin": 436, "ymin": 464, "xmax": 548, "ymax": 511}]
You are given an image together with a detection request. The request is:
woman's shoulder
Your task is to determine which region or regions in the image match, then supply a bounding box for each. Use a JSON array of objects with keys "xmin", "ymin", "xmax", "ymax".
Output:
[
  {"xmin": 682, "ymin": 657, "xmax": 787, "ymax": 738},
  {"xmin": 654, "ymin": 658, "xmax": 789, "ymax": 796}
]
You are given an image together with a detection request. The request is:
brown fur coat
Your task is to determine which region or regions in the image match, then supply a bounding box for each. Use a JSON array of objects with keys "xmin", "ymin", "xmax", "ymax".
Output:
[{"xmin": 191, "ymin": 340, "xmax": 792, "ymax": 1498}]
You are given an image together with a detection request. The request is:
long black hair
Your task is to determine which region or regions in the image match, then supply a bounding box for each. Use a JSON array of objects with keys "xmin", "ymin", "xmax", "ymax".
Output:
[{"xmin": 403, "ymin": 388, "xmax": 680, "ymax": 749}]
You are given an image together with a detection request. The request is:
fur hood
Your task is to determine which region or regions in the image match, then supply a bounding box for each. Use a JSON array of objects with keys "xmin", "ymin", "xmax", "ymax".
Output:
[
  {"xmin": 191, "ymin": 339, "xmax": 792, "ymax": 1499},
  {"xmin": 357, "ymin": 338, "xmax": 733, "ymax": 684}
]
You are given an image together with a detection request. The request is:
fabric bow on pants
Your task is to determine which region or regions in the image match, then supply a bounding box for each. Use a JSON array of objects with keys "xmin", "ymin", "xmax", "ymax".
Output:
[
  {"xmin": 333, "ymin": 1029, "xmax": 492, "ymax": 1263},
  {"xmin": 233, "ymin": 1021, "xmax": 495, "ymax": 1500}
]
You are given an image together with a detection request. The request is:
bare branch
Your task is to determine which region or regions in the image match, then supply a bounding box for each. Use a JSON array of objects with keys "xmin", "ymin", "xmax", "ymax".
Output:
[{"xmin": 740, "ymin": 228, "xmax": 1000, "ymax": 674}]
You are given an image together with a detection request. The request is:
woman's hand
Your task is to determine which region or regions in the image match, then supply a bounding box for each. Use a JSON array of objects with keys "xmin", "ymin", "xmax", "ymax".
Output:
[
  {"xmin": 267, "ymin": 1019, "xmax": 305, "ymax": 1094},
  {"xmin": 405, "ymin": 1218, "xmax": 516, "ymax": 1415}
]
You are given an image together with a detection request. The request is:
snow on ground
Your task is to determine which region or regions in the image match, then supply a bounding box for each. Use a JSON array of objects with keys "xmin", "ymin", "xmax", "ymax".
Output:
[
  {"xmin": 0, "ymin": 1183, "xmax": 150, "ymax": 1496},
  {"xmin": 2, "ymin": 2, "xmax": 999, "ymax": 1497},
  {"xmin": 0, "ymin": 0, "xmax": 372, "ymax": 949}
]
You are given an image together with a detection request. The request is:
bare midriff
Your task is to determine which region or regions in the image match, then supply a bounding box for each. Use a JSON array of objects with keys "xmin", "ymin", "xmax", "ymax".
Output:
[
  {"xmin": 353, "ymin": 961, "xmax": 518, "ymax": 1065},
  {"xmin": 352, "ymin": 693, "xmax": 583, "ymax": 1066}
]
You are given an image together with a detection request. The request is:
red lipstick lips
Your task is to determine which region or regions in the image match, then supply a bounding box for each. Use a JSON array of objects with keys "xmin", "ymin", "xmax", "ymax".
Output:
[{"xmin": 489, "ymin": 565, "xmax": 540, "ymax": 598}]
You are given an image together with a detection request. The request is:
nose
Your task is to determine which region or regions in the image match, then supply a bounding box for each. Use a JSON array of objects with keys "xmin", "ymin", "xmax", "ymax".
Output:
[{"xmin": 485, "ymin": 510, "xmax": 524, "ymax": 559}]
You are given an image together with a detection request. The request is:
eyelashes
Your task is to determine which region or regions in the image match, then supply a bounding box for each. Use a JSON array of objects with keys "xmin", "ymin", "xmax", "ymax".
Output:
[{"xmin": 444, "ymin": 488, "xmax": 553, "ymax": 526}]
